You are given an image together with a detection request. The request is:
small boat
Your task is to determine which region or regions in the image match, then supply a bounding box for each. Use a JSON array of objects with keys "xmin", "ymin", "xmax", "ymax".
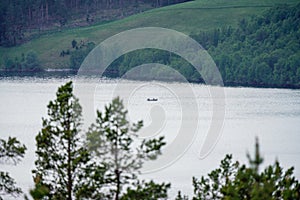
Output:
[{"xmin": 147, "ymin": 98, "xmax": 158, "ymax": 101}]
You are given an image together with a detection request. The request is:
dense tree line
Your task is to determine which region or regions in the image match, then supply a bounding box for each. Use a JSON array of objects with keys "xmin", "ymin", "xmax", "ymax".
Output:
[
  {"xmin": 105, "ymin": 4, "xmax": 300, "ymax": 88},
  {"xmin": 4, "ymin": 51, "xmax": 42, "ymax": 72},
  {"xmin": 201, "ymin": 3, "xmax": 300, "ymax": 88},
  {"xmin": 0, "ymin": 0, "xmax": 189, "ymax": 46}
]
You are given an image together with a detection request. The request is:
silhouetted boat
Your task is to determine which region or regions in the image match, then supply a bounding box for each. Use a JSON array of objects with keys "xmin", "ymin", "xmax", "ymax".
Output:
[{"xmin": 147, "ymin": 98, "xmax": 158, "ymax": 101}]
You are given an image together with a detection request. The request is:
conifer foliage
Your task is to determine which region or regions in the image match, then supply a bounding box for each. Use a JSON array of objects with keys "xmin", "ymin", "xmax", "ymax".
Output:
[
  {"xmin": 31, "ymin": 81, "xmax": 91, "ymax": 200},
  {"xmin": 189, "ymin": 138, "xmax": 300, "ymax": 200},
  {"xmin": 0, "ymin": 137, "xmax": 26, "ymax": 200},
  {"xmin": 86, "ymin": 97, "xmax": 166, "ymax": 200}
]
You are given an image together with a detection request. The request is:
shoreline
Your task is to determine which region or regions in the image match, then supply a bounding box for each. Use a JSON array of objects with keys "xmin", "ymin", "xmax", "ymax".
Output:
[{"xmin": 0, "ymin": 71, "xmax": 299, "ymax": 90}]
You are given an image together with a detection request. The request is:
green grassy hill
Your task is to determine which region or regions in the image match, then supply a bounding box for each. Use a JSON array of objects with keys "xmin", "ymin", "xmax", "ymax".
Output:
[{"xmin": 0, "ymin": 0, "xmax": 299, "ymax": 69}]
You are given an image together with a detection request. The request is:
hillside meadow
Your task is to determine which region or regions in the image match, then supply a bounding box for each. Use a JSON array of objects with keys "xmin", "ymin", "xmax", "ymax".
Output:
[{"xmin": 0, "ymin": 0, "xmax": 299, "ymax": 69}]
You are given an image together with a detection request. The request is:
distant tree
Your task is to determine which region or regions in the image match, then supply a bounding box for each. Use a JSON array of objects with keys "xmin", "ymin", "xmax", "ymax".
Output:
[
  {"xmin": 191, "ymin": 138, "xmax": 300, "ymax": 200},
  {"xmin": 31, "ymin": 81, "xmax": 96, "ymax": 200},
  {"xmin": 0, "ymin": 136, "xmax": 27, "ymax": 200},
  {"xmin": 121, "ymin": 180, "xmax": 171, "ymax": 200},
  {"xmin": 70, "ymin": 42, "xmax": 95, "ymax": 70},
  {"xmin": 22, "ymin": 51, "xmax": 42, "ymax": 72},
  {"xmin": 86, "ymin": 97, "xmax": 167, "ymax": 200},
  {"xmin": 175, "ymin": 191, "xmax": 189, "ymax": 200},
  {"xmin": 72, "ymin": 39, "xmax": 77, "ymax": 49},
  {"xmin": 3, "ymin": 51, "xmax": 43, "ymax": 72},
  {"xmin": 4, "ymin": 57, "xmax": 18, "ymax": 71}
]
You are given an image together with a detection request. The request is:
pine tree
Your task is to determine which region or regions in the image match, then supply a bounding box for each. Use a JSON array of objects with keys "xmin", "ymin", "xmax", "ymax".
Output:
[
  {"xmin": 31, "ymin": 81, "xmax": 92, "ymax": 200},
  {"xmin": 0, "ymin": 136, "xmax": 26, "ymax": 200},
  {"xmin": 192, "ymin": 138, "xmax": 300, "ymax": 200},
  {"xmin": 86, "ymin": 97, "xmax": 166, "ymax": 200}
]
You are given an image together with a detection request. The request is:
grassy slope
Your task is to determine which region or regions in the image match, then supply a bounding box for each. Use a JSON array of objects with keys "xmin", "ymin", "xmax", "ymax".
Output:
[{"xmin": 0, "ymin": 0, "xmax": 299, "ymax": 69}]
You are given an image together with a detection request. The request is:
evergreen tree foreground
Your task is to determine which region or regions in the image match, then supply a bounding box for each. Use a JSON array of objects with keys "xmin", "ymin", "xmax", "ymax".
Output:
[
  {"xmin": 0, "ymin": 136, "xmax": 26, "ymax": 200},
  {"xmin": 31, "ymin": 81, "xmax": 169, "ymax": 200},
  {"xmin": 176, "ymin": 138, "xmax": 300, "ymax": 200},
  {"xmin": 29, "ymin": 82, "xmax": 300, "ymax": 199}
]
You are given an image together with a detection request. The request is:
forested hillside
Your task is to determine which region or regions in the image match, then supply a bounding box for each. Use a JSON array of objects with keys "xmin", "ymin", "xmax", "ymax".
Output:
[
  {"xmin": 203, "ymin": 4, "xmax": 300, "ymax": 87},
  {"xmin": 107, "ymin": 4, "xmax": 300, "ymax": 88},
  {"xmin": 0, "ymin": 0, "xmax": 188, "ymax": 46},
  {"xmin": 0, "ymin": 0, "xmax": 299, "ymax": 88}
]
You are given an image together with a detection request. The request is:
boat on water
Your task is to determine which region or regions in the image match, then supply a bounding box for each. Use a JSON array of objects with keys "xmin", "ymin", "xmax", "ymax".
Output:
[{"xmin": 147, "ymin": 98, "xmax": 158, "ymax": 101}]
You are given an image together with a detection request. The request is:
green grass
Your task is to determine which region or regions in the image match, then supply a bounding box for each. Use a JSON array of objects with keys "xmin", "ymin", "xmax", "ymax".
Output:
[{"xmin": 0, "ymin": 0, "xmax": 299, "ymax": 69}]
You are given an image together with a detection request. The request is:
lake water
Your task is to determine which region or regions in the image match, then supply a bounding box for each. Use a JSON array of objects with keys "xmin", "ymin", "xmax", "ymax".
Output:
[{"xmin": 0, "ymin": 77, "xmax": 300, "ymax": 199}]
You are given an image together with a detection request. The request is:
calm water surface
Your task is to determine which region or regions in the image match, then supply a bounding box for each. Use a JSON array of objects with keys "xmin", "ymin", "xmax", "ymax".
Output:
[{"xmin": 0, "ymin": 77, "xmax": 300, "ymax": 199}]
